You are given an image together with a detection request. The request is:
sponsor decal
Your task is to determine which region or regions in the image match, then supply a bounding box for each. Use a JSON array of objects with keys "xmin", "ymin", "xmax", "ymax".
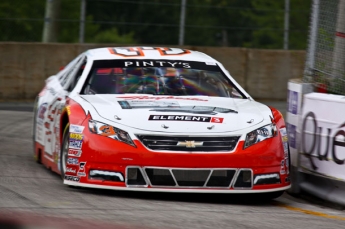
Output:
[
  {"xmin": 77, "ymin": 162, "xmax": 86, "ymax": 177},
  {"xmin": 210, "ymin": 117, "xmax": 224, "ymax": 123},
  {"xmin": 67, "ymin": 157, "xmax": 79, "ymax": 165},
  {"xmin": 123, "ymin": 60, "xmax": 191, "ymax": 69},
  {"xmin": 286, "ymin": 123, "xmax": 296, "ymax": 149},
  {"xmin": 69, "ymin": 139, "xmax": 83, "ymax": 149},
  {"xmin": 108, "ymin": 47, "xmax": 191, "ymax": 57},
  {"xmin": 99, "ymin": 125, "xmax": 116, "ymax": 136},
  {"xmin": 148, "ymin": 115, "xmax": 224, "ymax": 123},
  {"xmin": 279, "ymin": 128, "xmax": 289, "ymax": 154},
  {"xmin": 70, "ymin": 133, "xmax": 83, "ymax": 141},
  {"xmin": 302, "ymin": 111, "xmax": 345, "ymax": 170},
  {"xmin": 68, "ymin": 149, "xmax": 82, "ymax": 157},
  {"xmin": 287, "ymin": 90, "xmax": 298, "ymax": 115},
  {"xmin": 66, "ymin": 167, "xmax": 77, "ymax": 174},
  {"xmin": 117, "ymin": 96, "xmax": 208, "ymax": 102},
  {"xmin": 93, "ymin": 59, "xmax": 219, "ymax": 72},
  {"xmin": 69, "ymin": 124, "xmax": 85, "ymax": 134},
  {"xmin": 64, "ymin": 175, "xmax": 80, "ymax": 182},
  {"xmin": 37, "ymin": 103, "xmax": 48, "ymax": 124}
]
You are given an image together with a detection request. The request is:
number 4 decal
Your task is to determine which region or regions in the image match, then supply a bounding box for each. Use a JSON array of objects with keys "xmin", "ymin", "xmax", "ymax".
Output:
[{"xmin": 108, "ymin": 47, "xmax": 191, "ymax": 57}]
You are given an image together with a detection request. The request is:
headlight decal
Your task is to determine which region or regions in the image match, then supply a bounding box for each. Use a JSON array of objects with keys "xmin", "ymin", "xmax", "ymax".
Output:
[
  {"xmin": 88, "ymin": 120, "xmax": 136, "ymax": 147},
  {"xmin": 243, "ymin": 123, "xmax": 277, "ymax": 149}
]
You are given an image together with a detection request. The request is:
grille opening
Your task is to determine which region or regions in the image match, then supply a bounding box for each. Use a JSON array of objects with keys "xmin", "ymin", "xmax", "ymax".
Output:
[
  {"xmin": 172, "ymin": 169, "xmax": 210, "ymax": 186},
  {"xmin": 233, "ymin": 170, "xmax": 252, "ymax": 188},
  {"xmin": 145, "ymin": 168, "xmax": 176, "ymax": 186},
  {"xmin": 127, "ymin": 168, "xmax": 147, "ymax": 185},
  {"xmin": 136, "ymin": 135, "xmax": 240, "ymax": 152},
  {"xmin": 206, "ymin": 170, "xmax": 236, "ymax": 187}
]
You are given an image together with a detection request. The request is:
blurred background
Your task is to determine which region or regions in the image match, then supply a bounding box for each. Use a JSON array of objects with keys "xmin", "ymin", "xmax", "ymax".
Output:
[{"xmin": 0, "ymin": 0, "xmax": 310, "ymax": 49}]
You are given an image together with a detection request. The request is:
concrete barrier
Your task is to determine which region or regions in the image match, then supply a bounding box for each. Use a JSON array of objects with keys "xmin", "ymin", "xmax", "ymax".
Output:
[{"xmin": 0, "ymin": 42, "xmax": 306, "ymax": 101}]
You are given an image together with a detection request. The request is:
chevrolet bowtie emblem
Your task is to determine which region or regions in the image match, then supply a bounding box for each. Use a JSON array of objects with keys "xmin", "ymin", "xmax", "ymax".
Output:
[{"xmin": 177, "ymin": 141, "xmax": 203, "ymax": 148}]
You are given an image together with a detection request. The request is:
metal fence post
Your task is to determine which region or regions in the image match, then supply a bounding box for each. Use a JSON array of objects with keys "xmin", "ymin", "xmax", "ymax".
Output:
[
  {"xmin": 79, "ymin": 0, "xmax": 86, "ymax": 44},
  {"xmin": 179, "ymin": 0, "xmax": 186, "ymax": 46}
]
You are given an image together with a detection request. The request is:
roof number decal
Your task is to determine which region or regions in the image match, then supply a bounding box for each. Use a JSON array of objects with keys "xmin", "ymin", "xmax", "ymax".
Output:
[{"xmin": 108, "ymin": 47, "xmax": 191, "ymax": 57}]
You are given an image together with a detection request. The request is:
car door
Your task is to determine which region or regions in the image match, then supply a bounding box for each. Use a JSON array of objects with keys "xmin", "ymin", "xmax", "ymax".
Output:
[{"xmin": 38, "ymin": 55, "xmax": 86, "ymax": 168}]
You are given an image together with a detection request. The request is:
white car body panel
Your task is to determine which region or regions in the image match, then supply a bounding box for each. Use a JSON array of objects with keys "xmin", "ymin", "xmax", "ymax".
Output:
[{"xmin": 80, "ymin": 94, "xmax": 270, "ymax": 133}]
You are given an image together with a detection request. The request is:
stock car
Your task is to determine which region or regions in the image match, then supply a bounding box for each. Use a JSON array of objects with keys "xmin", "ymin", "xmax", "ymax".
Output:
[{"xmin": 33, "ymin": 46, "xmax": 290, "ymax": 198}]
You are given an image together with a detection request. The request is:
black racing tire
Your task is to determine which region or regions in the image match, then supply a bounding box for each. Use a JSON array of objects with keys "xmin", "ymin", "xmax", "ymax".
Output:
[
  {"xmin": 260, "ymin": 191, "xmax": 285, "ymax": 200},
  {"xmin": 60, "ymin": 123, "xmax": 70, "ymax": 180},
  {"xmin": 32, "ymin": 96, "xmax": 41, "ymax": 163}
]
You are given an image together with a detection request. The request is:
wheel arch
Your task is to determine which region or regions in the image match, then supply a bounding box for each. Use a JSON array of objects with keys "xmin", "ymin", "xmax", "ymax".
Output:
[{"xmin": 60, "ymin": 110, "xmax": 69, "ymax": 145}]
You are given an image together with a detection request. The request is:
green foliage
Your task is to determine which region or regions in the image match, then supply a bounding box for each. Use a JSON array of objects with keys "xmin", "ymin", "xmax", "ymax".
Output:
[
  {"xmin": 90, "ymin": 27, "xmax": 136, "ymax": 44},
  {"xmin": 0, "ymin": 0, "xmax": 44, "ymax": 41},
  {"xmin": 0, "ymin": 0, "xmax": 311, "ymax": 49},
  {"xmin": 243, "ymin": 0, "xmax": 311, "ymax": 49}
]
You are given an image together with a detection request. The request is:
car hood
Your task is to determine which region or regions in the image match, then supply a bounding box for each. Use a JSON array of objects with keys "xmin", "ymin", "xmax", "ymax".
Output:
[{"xmin": 81, "ymin": 94, "xmax": 270, "ymax": 133}]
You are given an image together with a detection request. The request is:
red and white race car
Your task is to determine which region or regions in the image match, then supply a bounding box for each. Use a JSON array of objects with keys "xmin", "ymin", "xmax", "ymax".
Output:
[{"xmin": 33, "ymin": 47, "xmax": 290, "ymax": 198}]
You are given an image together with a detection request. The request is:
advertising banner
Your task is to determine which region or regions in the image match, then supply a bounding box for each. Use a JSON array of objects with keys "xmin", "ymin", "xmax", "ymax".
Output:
[{"xmin": 300, "ymin": 93, "xmax": 345, "ymax": 181}]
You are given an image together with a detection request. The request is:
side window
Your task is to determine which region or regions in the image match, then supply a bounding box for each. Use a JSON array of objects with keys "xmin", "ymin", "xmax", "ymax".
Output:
[
  {"xmin": 58, "ymin": 56, "xmax": 81, "ymax": 86},
  {"xmin": 59, "ymin": 68, "xmax": 74, "ymax": 88},
  {"xmin": 63, "ymin": 56, "xmax": 87, "ymax": 92}
]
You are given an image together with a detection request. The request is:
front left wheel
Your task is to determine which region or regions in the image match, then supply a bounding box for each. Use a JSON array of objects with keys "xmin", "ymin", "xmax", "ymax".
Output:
[{"xmin": 60, "ymin": 123, "xmax": 69, "ymax": 180}]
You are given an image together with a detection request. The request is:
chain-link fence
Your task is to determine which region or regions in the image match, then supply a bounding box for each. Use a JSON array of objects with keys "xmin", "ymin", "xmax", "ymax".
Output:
[
  {"xmin": 303, "ymin": 0, "xmax": 345, "ymax": 94},
  {"xmin": 0, "ymin": 0, "xmax": 311, "ymax": 49}
]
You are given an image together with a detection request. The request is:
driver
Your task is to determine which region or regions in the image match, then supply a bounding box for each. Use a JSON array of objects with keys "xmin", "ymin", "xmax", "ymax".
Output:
[{"xmin": 161, "ymin": 68, "xmax": 185, "ymax": 95}]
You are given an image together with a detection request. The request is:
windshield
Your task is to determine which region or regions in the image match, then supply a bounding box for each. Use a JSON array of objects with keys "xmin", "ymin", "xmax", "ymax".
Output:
[{"xmin": 82, "ymin": 59, "xmax": 245, "ymax": 98}]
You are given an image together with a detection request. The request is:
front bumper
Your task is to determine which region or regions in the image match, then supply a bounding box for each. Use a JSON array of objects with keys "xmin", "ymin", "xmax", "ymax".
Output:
[{"xmin": 64, "ymin": 133, "xmax": 291, "ymax": 193}]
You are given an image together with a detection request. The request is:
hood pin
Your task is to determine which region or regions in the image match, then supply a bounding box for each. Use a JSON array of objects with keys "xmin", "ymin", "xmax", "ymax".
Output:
[
  {"xmin": 207, "ymin": 125, "xmax": 215, "ymax": 130},
  {"xmin": 114, "ymin": 115, "xmax": 121, "ymax": 120},
  {"xmin": 161, "ymin": 124, "xmax": 169, "ymax": 129},
  {"xmin": 247, "ymin": 119, "xmax": 254, "ymax": 124}
]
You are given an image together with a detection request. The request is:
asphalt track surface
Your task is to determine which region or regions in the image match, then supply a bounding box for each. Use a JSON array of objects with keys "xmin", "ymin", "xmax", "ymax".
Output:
[{"xmin": 0, "ymin": 103, "xmax": 345, "ymax": 229}]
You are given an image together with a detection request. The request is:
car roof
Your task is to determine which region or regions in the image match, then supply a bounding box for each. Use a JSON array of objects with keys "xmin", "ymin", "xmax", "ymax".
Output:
[{"xmin": 85, "ymin": 47, "xmax": 218, "ymax": 63}]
